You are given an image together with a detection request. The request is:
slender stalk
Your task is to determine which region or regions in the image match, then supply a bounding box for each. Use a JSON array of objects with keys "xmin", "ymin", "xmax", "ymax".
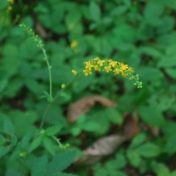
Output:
[
  {"xmin": 39, "ymin": 103, "xmax": 50, "ymax": 129},
  {"xmin": 19, "ymin": 24, "xmax": 54, "ymax": 102},
  {"xmin": 42, "ymin": 48, "xmax": 53, "ymax": 102},
  {"xmin": 20, "ymin": 24, "xmax": 54, "ymax": 128}
]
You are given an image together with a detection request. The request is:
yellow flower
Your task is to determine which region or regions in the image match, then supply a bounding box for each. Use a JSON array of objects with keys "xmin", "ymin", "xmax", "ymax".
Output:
[
  {"xmin": 83, "ymin": 68, "xmax": 92, "ymax": 76},
  {"xmin": 108, "ymin": 60, "xmax": 118, "ymax": 68},
  {"xmin": 104, "ymin": 66, "xmax": 112, "ymax": 73},
  {"xmin": 97, "ymin": 60, "xmax": 105, "ymax": 67},
  {"xmin": 83, "ymin": 60, "xmax": 94, "ymax": 76},
  {"xmin": 70, "ymin": 40, "xmax": 78, "ymax": 49},
  {"xmin": 120, "ymin": 63, "xmax": 128, "ymax": 71},
  {"xmin": 113, "ymin": 68, "xmax": 120, "ymax": 75}
]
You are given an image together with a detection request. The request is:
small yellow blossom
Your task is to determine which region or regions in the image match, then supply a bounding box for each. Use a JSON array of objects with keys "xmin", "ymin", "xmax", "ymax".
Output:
[
  {"xmin": 70, "ymin": 40, "xmax": 78, "ymax": 49},
  {"xmin": 83, "ymin": 60, "xmax": 94, "ymax": 76},
  {"xmin": 97, "ymin": 60, "xmax": 105, "ymax": 67},
  {"xmin": 104, "ymin": 66, "xmax": 112, "ymax": 73},
  {"xmin": 71, "ymin": 69, "xmax": 78, "ymax": 76},
  {"xmin": 113, "ymin": 68, "xmax": 120, "ymax": 75},
  {"xmin": 120, "ymin": 63, "xmax": 128, "ymax": 71},
  {"xmin": 109, "ymin": 60, "xmax": 117, "ymax": 68}
]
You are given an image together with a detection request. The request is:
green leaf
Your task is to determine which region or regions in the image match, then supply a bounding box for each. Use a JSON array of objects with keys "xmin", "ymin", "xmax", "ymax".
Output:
[
  {"xmin": 27, "ymin": 155, "xmax": 48, "ymax": 176},
  {"xmin": 166, "ymin": 68, "xmax": 176, "ymax": 79},
  {"xmin": 137, "ymin": 142, "xmax": 161, "ymax": 158},
  {"xmin": 43, "ymin": 137, "xmax": 57, "ymax": 155},
  {"xmin": 47, "ymin": 150, "xmax": 76, "ymax": 173},
  {"xmin": 152, "ymin": 162, "xmax": 171, "ymax": 176},
  {"xmin": 164, "ymin": 133, "xmax": 176, "ymax": 154},
  {"xmin": 144, "ymin": 0, "xmax": 164, "ymax": 26},
  {"xmin": 0, "ymin": 78, "xmax": 8, "ymax": 94},
  {"xmin": 29, "ymin": 136, "xmax": 43, "ymax": 152},
  {"xmin": 139, "ymin": 105, "xmax": 166, "ymax": 127},
  {"xmin": 46, "ymin": 125, "xmax": 63, "ymax": 136},
  {"xmin": 158, "ymin": 57, "xmax": 176, "ymax": 67},
  {"xmin": 106, "ymin": 108, "xmax": 123, "ymax": 125},
  {"xmin": 9, "ymin": 111, "xmax": 37, "ymax": 137},
  {"xmin": 89, "ymin": 2, "xmax": 101, "ymax": 22},
  {"xmin": 127, "ymin": 149, "xmax": 141, "ymax": 167},
  {"xmin": 130, "ymin": 133, "xmax": 146, "ymax": 148}
]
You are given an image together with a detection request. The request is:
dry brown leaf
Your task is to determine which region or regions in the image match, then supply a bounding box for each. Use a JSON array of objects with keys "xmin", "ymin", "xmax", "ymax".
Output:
[
  {"xmin": 67, "ymin": 95, "xmax": 116, "ymax": 122},
  {"xmin": 78, "ymin": 134, "xmax": 126, "ymax": 164},
  {"xmin": 35, "ymin": 22, "xmax": 48, "ymax": 38},
  {"xmin": 123, "ymin": 113, "xmax": 140, "ymax": 138}
]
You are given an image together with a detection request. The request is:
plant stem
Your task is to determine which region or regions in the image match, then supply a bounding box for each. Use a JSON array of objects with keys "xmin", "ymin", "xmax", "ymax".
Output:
[
  {"xmin": 39, "ymin": 103, "xmax": 51, "ymax": 129},
  {"xmin": 42, "ymin": 48, "xmax": 53, "ymax": 102},
  {"xmin": 19, "ymin": 24, "xmax": 54, "ymax": 102}
]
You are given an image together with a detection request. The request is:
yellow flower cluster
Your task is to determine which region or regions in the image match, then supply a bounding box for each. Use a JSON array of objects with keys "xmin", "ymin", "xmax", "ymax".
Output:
[{"xmin": 83, "ymin": 57, "xmax": 142, "ymax": 88}]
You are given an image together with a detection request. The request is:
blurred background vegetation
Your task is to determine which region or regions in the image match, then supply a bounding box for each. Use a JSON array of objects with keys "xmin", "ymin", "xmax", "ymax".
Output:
[{"xmin": 0, "ymin": 0, "xmax": 176, "ymax": 175}]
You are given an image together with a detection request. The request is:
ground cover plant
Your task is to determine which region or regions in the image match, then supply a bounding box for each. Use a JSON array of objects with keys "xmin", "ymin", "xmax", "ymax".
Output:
[{"xmin": 0, "ymin": 0, "xmax": 176, "ymax": 176}]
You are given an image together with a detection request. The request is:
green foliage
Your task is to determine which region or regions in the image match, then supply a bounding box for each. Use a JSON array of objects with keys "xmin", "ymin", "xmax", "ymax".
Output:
[
  {"xmin": 94, "ymin": 150, "xmax": 127, "ymax": 176},
  {"xmin": 127, "ymin": 133, "xmax": 161, "ymax": 167},
  {"xmin": 71, "ymin": 108, "xmax": 122, "ymax": 136},
  {"xmin": 1, "ymin": 0, "xmax": 176, "ymax": 175}
]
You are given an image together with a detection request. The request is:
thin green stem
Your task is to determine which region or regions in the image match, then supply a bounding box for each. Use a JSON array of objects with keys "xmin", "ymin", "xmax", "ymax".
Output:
[
  {"xmin": 39, "ymin": 103, "xmax": 51, "ymax": 129},
  {"xmin": 42, "ymin": 48, "xmax": 53, "ymax": 102},
  {"xmin": 19, "ymin": 23, "xmax": 54, "ymax": 102},
  {"xmin": 20, "ymin": 24, "xmax": 54, "ymax": 129}
]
